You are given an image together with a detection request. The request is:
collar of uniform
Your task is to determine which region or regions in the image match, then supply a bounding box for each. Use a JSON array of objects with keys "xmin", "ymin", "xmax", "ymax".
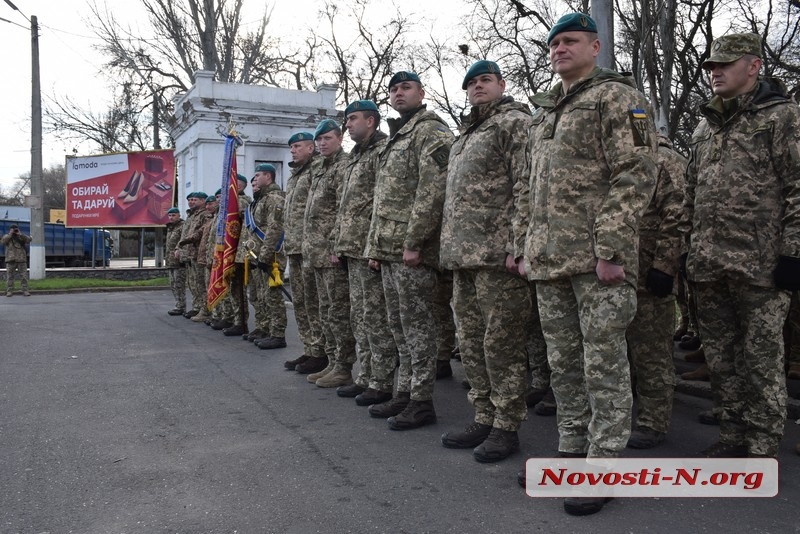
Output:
[
  {"xmin": 353, "ymin": 129, "xmax": 388, "ymax": 155},
  {"xmin": 459, "ymin": 96, "xmax": 515, "ymax": 132},
  {"xmin": 387, "ymin": 105, "xmax": 427, "ymax": 137}
]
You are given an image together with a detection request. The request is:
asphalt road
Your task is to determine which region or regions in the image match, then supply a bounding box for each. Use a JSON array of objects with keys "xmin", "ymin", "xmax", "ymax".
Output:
[{"xmin": 1, "ymin": 291, "xmax": 798, "ymax": 533}]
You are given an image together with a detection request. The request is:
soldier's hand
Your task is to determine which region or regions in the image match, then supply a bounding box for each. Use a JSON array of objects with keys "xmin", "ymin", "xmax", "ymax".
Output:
[
  {"xmin": 403, "ymin": 249, "xmax": 421, "ymax": 268},
  {"xmin": 596, "ymin": 258, "xmax": 626, "ymax": 285},
  {"xmin": 645, "ymin": 268, "xmax": 674, "ymax": 298},
  {"xmin": 517, "ymin": 259, "xmax": 526, "ymax": 278},
  {"xmin": 369, "ymin": 259, "xmax": 381, "ymax": 271},
  {"xmin": 330, "ymin": 254, "xmax": 340, "ymax": 267},
  {"xmin": 505, "ymin": 254, "xmax": 520, "ymax": 276}
]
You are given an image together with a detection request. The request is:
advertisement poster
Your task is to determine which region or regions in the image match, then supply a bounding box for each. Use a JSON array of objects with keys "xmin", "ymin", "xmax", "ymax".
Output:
[{"xmin": 65, "ymin": 149, "xmax": 176, "ymax": 228}]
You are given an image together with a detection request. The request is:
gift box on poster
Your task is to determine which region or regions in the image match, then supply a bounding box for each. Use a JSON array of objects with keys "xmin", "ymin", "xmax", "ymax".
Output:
[{"xmin": 147, "ymin": 183, "xmax": 172, "ymax": 221}]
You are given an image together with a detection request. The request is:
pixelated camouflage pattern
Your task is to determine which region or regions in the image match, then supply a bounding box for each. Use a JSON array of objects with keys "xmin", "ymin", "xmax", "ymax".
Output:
[
  {"xmin": 314, "ymin": 267, "xmax": 356, "ymax": 367},
  {"xmin": 165, "ymin": 219, "xmax": 184, "ymax": 269},
  {"xmin": 196, "ymin": 213, "xmax": 214, "ymax": 266},
  {"xmin": 681, "ymin": 77, "xmax": 800, "ymax": 286},
  {"xmin": 365, "ymin": 106, "xmax": 454, "ymax": 267},
  {"xmin": 232, "ymin": 193, "xmax": 253, "ymax": 264},
  {"xmin": 440, "ymin": 96, "xmax": 533, "ymax": 270},
  {"xmin": 433, "ymin": 270, "xmax": 456, "ymax": 361},
  {"xmin": 252, "ymin": 182, "xmax": 287, "ymax": 337},
  {"xmin": 283, "ymin": 156, "xmax": 318, "ymax": 255},
  {"xmin": 334, "ymin": 130, "xmax": 388, "ymax": 259},
  {"xmin": 300, "ymin": 258, "xmax": 329, "ymax": 359},
  {"xmin": 304, "ymin": 148, "xmax": 350, "ymax": 268},
  {"xmin": 177, "ymin": 207, "xmax": 201, "ymax": 263},
  {"xmin": 694, "ymin": 280, "xmax": 790, "ymax": 457},
  {"xmin": 168, "ymin": 267, "xmax": 186, "ymax": 312},
  {"xmin": 515, "ymin": 68, "xmax": 657, "ymax": 285},
  {"xmin": 527, "ymin": 283, "xmax": 550, "ymax": 390},
  {"xmin": 454, "ymin": 269, "xmax": 531, "ymax": 430},
  {"xmin": 2, "ymin": 231, "xmax": 30, "ymax": 263}
]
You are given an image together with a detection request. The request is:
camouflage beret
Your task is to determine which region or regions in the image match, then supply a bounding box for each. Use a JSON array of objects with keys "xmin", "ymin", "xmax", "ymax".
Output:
[
  {"xmin": 547, "ymin": 13, "xmax": 597, "ymax": 45},
  {"xmin": 388, "ymin": 71, "xmax": 421, "ymax": 89},
  {"xmin": 344, "ymin": 100, "xmax": 379, "ymax": 117},
  {"xmin": 167, "ymin": 207, "xmax": 180, "ymax": 214},
  {"xmin": 703, "ymin": 33, "xmax": 762, "ymax": 68},
  {"xmin": 255, "ymin": 163, "xmax": 277, "ymax": 174},
  {"xmin": 462, "ymin": 60, "xmax": 502, "ymax": 89},
  {"xmin": 236, "ymin": 173, "xmax": 248, "ymax": 184},
  {"xmin": 288, "ymin": 132, "xmax": 314, "ymax": 145},
  {"xmin": 314, "ymin": 119, "xmax": 340, "ymax": 139}
]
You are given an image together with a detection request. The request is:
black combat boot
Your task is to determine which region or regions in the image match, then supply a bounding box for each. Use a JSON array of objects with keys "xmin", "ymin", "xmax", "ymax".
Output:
[
  {"xmin": 355, "ymin": 388, "xmax": 392, "ymax": 406},
  {"xmin": 336, "ymin": 383, "xmax": 366, "ymax": 398},
  {"xmin": 284, "ymin": 355, "xmax": 309, "ymax": 370},
  {"xmin": 387, "ymin": 399, "xmax": 437, "ymax": 430},
  {"xmin": 473, "ymin": 427, "xmax": 519, "ymax": 462},
  {"xmin": 295, "ymin": 356, "xmax": 328, "ymax": 375},
  {"xmin": 369, "ymin": 391, "xmax": 410, "ymax": 418},
  {"xmin": 436, "ymin": 360, "xmax": 452, "ymax": 379},
  {"xmin": 441, "ymin": 422, "xmax": 492, "ymax": 449},
  {"xmin": 257, "ymin": 337, "xmax": 287, "ymax": 350}
]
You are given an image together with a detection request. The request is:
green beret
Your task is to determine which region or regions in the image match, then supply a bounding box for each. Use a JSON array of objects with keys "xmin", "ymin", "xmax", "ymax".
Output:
[
  {"xmin": 205, "ymin": 196, "xmax": 216, "ymax": 203},
  {"xmin": 462, "ymin": 60, "xmax": 502, "ymax": 90},
  {"xmin": 186, "ymin": 192, "xmax": 195, "ymax": 200},
  {"xmin": 195, "ymin": 192, "xmax": 208, "ymax": 200},
  {"xmin": 167, "ymin": 207, "xmax": 180, "ymax": 214},
  {"xmin": 703, "ymin": 33, "xmax": 762, "ymax": 68},
  {"xmin": 288, "ymin": 132, "xmax": 314, "ymax": 145},
  {"xmin": 344, "ymin": 100, "xmax": 379, "ymax": 117},
  {"xmin": 547, "ymin": 13, "xmax": 597, "ymax": 45},
  {"xmin": 236, "ymin": 173, "xmax": 248, "ymax": 184},
  {"xmin": 215, "ymin": 188, "xmax": 222, "ymax": 196},
  {"xmin": 388, "ymin": 71, "xmax": 421, "ymax": 88},
  {"xmin": 314, "ymin": 119, "xmax": 340, "ymax": 139},
  {"xmin": 255, "ymin": 163, "xmax": 277, "ymax": 174}
]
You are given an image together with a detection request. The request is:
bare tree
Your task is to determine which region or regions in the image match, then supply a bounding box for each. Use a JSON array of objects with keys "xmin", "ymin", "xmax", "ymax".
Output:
[{"xmin": 3, "ymin": 164, "xmax": 67, "ymax": 214}]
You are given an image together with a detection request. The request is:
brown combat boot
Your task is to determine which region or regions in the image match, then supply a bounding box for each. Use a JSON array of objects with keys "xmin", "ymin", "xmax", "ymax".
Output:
[
  {"xmin": 387, "ymin": 399, "xmax": 437, "ymax": 430},
  {"xmin": 369, "ymin": 391, "xmax": 410, "ymax": 418},
  {"xmin": 307, "ymin": 362, "xmax": 334, "ymax": 383},
  {"xmin": 441, "ymin": 422, "xmax": 492, "ymax": 449},
  {"xmin": 315, "ymin": 367, "xmax": 353, "ymax": 388}
]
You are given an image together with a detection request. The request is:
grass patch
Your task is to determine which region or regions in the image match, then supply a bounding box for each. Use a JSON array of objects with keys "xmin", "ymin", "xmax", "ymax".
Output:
[{"xmin": 28, "ymin": 277, "xmax": 169, "ymax": 290}]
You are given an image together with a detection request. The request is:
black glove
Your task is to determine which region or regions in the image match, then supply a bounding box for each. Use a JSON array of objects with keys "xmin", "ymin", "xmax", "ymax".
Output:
[
  {"xmin": 646, "ymin": 268, "xmax": 674, "ymax": 298},
  {"xmin": 257, "ymin": 260, "xmax": 271, "ymax": 272},
  {"xmin": 774, "ymin": 256, "xmax": 800, "ymax": 291}
]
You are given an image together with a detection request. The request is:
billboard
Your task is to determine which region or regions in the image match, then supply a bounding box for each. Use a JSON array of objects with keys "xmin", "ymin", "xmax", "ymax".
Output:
[{"xmin": 65, "ymin": 149, "xmax": 176, "ymax": 228}]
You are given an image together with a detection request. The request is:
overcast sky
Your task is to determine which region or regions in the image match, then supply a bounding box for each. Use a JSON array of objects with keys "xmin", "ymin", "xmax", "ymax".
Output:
[{"xmin": 0, "ymin": 0, "xmax": 470, "ymax": 189}]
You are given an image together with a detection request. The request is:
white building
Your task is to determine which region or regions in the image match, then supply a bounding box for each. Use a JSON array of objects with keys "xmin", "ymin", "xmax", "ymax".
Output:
[{"xmin": 169, "ymin": 70, "xmax": 339, "ymax": 211}]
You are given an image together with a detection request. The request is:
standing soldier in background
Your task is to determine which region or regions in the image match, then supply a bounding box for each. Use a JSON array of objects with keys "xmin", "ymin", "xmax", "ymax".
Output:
[
  {"xmin": 177, "ymin": 192, "xmax": 207, "ymax": 318},
  {"xmin": 303, "ymin": 119, "xmax": 357, "ymax": 388},
  {"xmin": 514, "ymin": 14, "xmax": 657, "ymax": 515},
  {"xmin": 164, "ymin": 208, "xmax": 186, "ymax": 315},
  {"xmin": 222, "ymin": 175, "xmax": 253, "ymax": 337},
  {"xmin": 365, "ymin": 71, "xmax": 454, "ymax": 429},
  {"xmin": 625, "ymin": 135, "xmax": 685, "ymax": 449},
  {"xmin": 2, "ymin": 224, "xmax": 32, "ymax": 297},
  {"xmin": 190, "ymin": 194, "xmax": 217, "ymax": 323},
  {"xmin": 244, "ymin": 177, "xmax": 265, "ymax": 340},
  {"xmin": 682, "ymin": 33, "xmax": 800, "ymax": 459},
  {"xmin": 252, "ymin": 164, "xmax": 288, "ymax": 350},
  {"xmin": 333, "ymin": 100, "xmax": 396, "ymax": 405},
  {"xmin": 439, "ymin": 60, "xmax": 533, "ymax": 462},
  {"xmin": 283, "ymin": 132, "xmax": 328, "ymax": 374}
]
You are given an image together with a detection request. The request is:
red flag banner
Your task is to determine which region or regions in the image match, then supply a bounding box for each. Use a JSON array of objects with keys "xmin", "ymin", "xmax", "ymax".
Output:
[{"xmin": 208, "ymin": 134, "xmax": 242, "ymax": 310}]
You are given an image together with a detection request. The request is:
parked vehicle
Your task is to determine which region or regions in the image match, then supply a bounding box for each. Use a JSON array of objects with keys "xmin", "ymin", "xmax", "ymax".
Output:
[{"xmin": 0, "ymin": 219, "xmax": 113, "ymax": 268}]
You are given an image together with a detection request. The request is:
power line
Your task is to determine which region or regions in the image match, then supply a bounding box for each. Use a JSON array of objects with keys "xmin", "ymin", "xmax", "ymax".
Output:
[
  {"xmin": 0, "ymin": 14, "xmax": 27, "ymax": 29},
  {"xmin": 2, "ymin": 0, "xmax": 29, "ymax": 23}
]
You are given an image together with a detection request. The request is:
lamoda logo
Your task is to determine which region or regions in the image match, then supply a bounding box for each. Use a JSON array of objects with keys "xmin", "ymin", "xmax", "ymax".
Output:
[{"xmin": 71, "ymin": 160, "xmax": 99, "ymax": 170}]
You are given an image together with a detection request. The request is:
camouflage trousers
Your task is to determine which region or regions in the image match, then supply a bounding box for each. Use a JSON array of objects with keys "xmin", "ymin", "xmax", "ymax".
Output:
[
  {"xmin": 627, "ymin": 291, "xmax": 676, "ymax": 434},
  {"xmin": 229, "ymin": 263, "xmax": 249, "ymax": 328},
  {"xmin": 254, "ymin": 267, "xmax": 288, "ymax": 338},
  {"xmin": 186, "ymin": 260, "xmax": 206, "ymax": 312},
  {"xmin": 288, "ymin": 255, "xmax": 320, "ymax": 357},
  {"xmin": 677, "ymin": 271, "xmax": 698, "ymax": 332},
  {"xmin": 314, "ymin": 266, "xmax": 356, "ymax": 369},
  {"xmin": 300, "ymin": 259, "xmax": 327, "ymax": 359},
  {"xmin": 527, "ymin": 283, "xmax": 550, "ymax": 390},
  {"xmin": 536, "ymin": 274, "xmax": 636, "ymax": 457},
  {"xmin": 249, "ymin": 262, "xmax": 265, "ymax": 328},
  {"xmin": 694, "ymin": 280, "xmax": 790, "ymax": 457},
  {"xmin": 454, "ymin": 269, "xmax": 531, "ymax": 431},
  {"xmin": 382, "ymin": 261, "xmax": 438, "ymax": 401},
  {"xmin": 348, "ymin": 258, "xmax": 397, "ymax": 391},
  {"xmin": 168, "ymin": 267, "xmax": 186, "ymax": 311},
  {"xmin": 5, "ymin": 261, "xmax": 28, "ymax": 292},
  {"xmin": 434, "ymin": 270, "xmax": 457, "ymax": 362},
  {"xmin": 785, "ymin": 291, "xmax": 800, "ymax": 365}
]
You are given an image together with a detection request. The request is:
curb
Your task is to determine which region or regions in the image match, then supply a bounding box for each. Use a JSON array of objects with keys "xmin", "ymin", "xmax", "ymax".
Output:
[{"xmin": 22, "ymin": 286, "xmax": 170, "ymax": 295}]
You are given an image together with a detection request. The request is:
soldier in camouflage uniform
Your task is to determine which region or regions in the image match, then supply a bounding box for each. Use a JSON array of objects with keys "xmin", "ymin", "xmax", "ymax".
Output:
[
  {"xmin": 625, "ymin": 135, "xmax": 685, "ymax": 449},
  {"xmin": 177, "ymin": 192, "xmax": 207, "ymax": 318},
  {"xmin": 165, "ymin": 207, "xmax": 187, "ymax": 315},
  {"xmin": 205, "ymin": 191, "xmax": 230, "ymax": 327},
  {"xmin": 244, "ymin": 178, "xmax": 265, "ymax": 340},
  {"xmin": 303, "ymin": 119, "xmax": 357, "ymax": 388},
  {"xmin": 333, "ymin": 100, "xmax": 397, "ymax": 405},
  {"xmin": 513, "ymin": 14, "xmax": 657, "ymax": 516},
  {"xmin": 433, "ymin": 270, "xmax": 457, "ymax": 378},
  {"xmin": 251, "ymin": 164, "xmax": 288, "ymax": 350},
  {"xmin": 2, "ymin": 224, "xmax": 31, "ymax": 297},
  {"xmin": 681, "ymin": 33, "xmax": 800, "ymax": 458},
  {"xmin": 283, "ymin": 133, "xmax": 328, "ymax": 375},
  {"xmin": 190, "ymin": 195, "xmax": 217, "ymax": 323},
  {"xmin": 438, "ymin": 60, "xmax": 533, "ymax": 462},
  {"xmin": 364, "ymin": 71, "xmax": 454, "ymax": 430},
  {"xmin": 222, "ymin": 175, "xmax": 253, "ymax": 336}
]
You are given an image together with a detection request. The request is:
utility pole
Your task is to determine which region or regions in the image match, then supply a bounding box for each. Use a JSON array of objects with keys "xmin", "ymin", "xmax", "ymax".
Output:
[
  {"xmin": 153, "ymin": 92, "xmax": 164, "ymax": 267},
  {"xmin": 592, "ymin": 0, "xmax": 615, "ymax": 69},
  {"xmin": 29, "ymin": 14, "xmax": 45, "ymax": 279}
]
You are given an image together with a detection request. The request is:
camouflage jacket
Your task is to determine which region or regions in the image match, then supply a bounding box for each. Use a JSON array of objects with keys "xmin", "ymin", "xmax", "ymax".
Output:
[
  {"xmin": 283, "ymin": 155, "xmax": 318, "ymax": 256},
  {"xmin": 196, "ymin": 212, "xmax": 214, "ymax": 266},
  {"xmin": 206, "ymin": 207, "xmax": 219, "ymax": 267},
  {"xmin": 681, "ymin": 77, "xmax": 800, "ymax": 287},
  {"xmin": 334, "ymin": 130, "xmax": 389, "ymax": 259},
  {"xmin": 303, "ymin": 148, "xmax": 350, "ymax": 268},
  {"xmin": 233, "ymin": 192, "xmax": 253, "ymax": 264},
  {"xmin": 636, "ymin": 137, "xmax": 686, "ymax": 292},
  {"xmin": 254, "ymin": 182, "xmax": 287, "ymax": 268},
  {"xmin": 365, "ymin": 106, "xmax": 455, "ymax": 267},
  {"xmin": 2, "ymin": 232, "xmax": 31, "ymax": 263},
  {"xmin": 440, "ymin": 96, "xmax": 533, "ymax": 271},
  {"xmin": 178, "ymin": 207, "xmax": 202, "ymax": 262},
  {"xmin": 515, "ymin": 67, "xmax": 657, "ymax": 285},
  {"xmin": 164, "ymin": 219, "xmax": 184, "ymax": 268}
]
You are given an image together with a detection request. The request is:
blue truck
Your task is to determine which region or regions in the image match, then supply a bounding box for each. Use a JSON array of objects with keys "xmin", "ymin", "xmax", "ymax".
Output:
[{"xmin": 0, "ymin": 220, "xmax": 113, "ymax": 268}]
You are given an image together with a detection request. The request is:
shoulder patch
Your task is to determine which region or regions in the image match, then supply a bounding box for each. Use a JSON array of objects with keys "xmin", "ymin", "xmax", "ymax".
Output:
[
  {"xmin": 431, "ymin": 145, "xmax": 450, "ymax": 170},
  {"xmin": 629, "ymin": 108, "xmax": 651, "ymax": 147}
]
